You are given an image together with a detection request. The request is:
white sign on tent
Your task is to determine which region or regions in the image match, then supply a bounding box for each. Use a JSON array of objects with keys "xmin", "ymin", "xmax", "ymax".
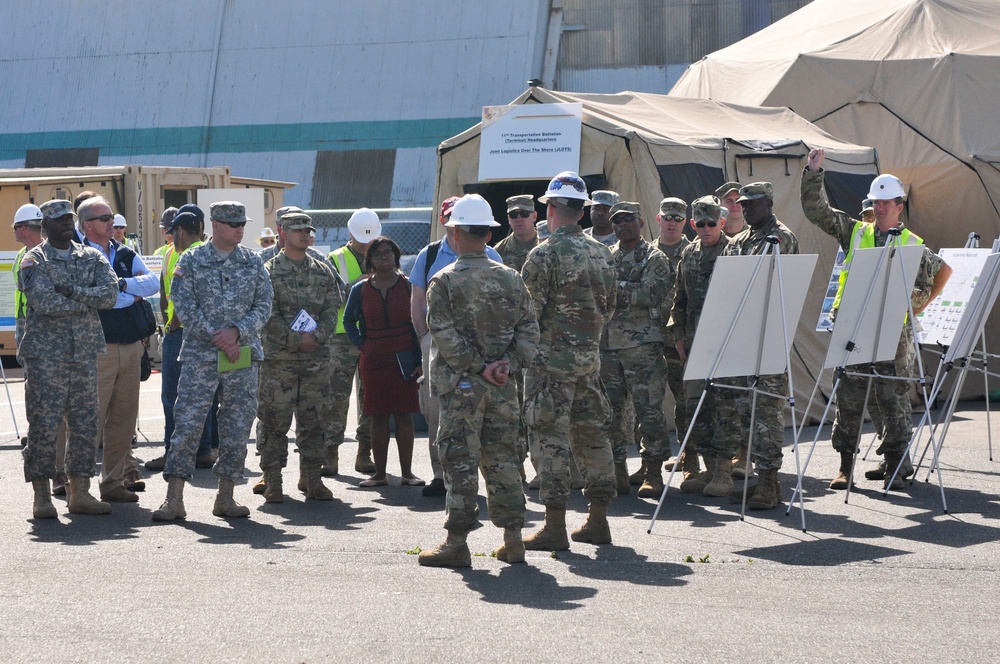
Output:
[{"xmin": 478, "ymin": 103, "xmax": 582, "ymax": 181}]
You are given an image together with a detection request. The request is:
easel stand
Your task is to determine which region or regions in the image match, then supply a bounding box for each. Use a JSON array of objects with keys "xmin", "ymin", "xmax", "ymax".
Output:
[
  {"xmin": 0, "ymin": 358, "xmax": 20, "ymax": 440},
  {"xmin": 791, "ymin": 234, "xmax": 936, "ymax": 522},
  {"xmin": 649, "ymin": 239, "xmax": 810, "ymax": 532}
]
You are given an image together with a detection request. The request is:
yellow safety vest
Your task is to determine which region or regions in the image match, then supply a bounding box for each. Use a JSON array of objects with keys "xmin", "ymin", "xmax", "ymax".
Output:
[
  {"xmin": 163, "ymin": 240, "xmax": 203, "ymax": 328},
  {"xmin": 329, "ymin": 245, "xmax": 364, "ymax": 334},
  {"xmin": 833, "ymin": 221, "xmax": 921, "ymax": 310},
  {"xmin": 13, "ymin": 246, "xmax": 26, "ymax": 319}
]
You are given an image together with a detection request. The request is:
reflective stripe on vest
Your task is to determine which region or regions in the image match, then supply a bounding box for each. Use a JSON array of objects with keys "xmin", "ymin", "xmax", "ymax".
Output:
[{"xmin": 833, "ymin": 221, "xmax": 922, "ymax": 310}]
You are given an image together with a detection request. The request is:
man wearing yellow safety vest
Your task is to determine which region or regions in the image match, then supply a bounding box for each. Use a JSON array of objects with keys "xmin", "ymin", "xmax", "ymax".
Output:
[
  {"xmin": 325, "ymin": 208, "xmax": 381, "ymax": 476},
  {"xmin": 801, "ymin": 148, "xmax": 952, "ymax": 492},
  {"xmin": 12, "ymin": 204, "xmax": 44, "ymax": 449}
]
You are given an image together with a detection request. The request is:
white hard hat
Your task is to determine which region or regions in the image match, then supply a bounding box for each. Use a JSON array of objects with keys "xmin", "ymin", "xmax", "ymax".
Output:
[
  {"xmin": 867, "ymin": 174, "xmax": 906, "ymax": 201},
  {"xmin": 13, "ymin": 203, "xmax": 43, "ymax": 227},
  {"xmin": 538, "ymin": 171, "xmax": 591, "ymax": 208},
  {"xmin": 445, "ymin": 194, "xmax": 500, "ymax": 227},
  {"xmin": 347, "ymin": 208, "xmax": 382, "ymax": 242},
  {"xmin": 113, "ymin": 214, "xmax": 127, "ymax": 228},
  {"xmin": 257, "ymin": 227, "xmax": 276, "ymax": 243}
]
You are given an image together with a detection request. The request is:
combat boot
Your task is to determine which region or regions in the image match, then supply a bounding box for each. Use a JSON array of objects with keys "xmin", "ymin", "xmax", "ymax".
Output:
[
  {"xmin": 637, "ymin": 461, "xmax": 664, "ymax": 498},
  {"xmin": 629, "ymin": 460, "xmax": 647, "ymax": 486},
  {"xmin": 571, "ymin": 501, "xmax": 612, "ymax": 544},
  {"xmin": 355, "ymin": 442, "xmax": 376, "ymax": 474},
  {"xmin": 523, "ymin": 506, "xmax": 570, "ymax": 551},
  {"xmin": 704, "ymin": 457, "xmax": 735, "ymax": 497},
  {"xmin": 262, "ymin": 469, "xmax": 284, "ymax": 503},
  {"xmin": 614, "ymin": 461, "xmax": 630, "ymax": 496},
  {"xmin": 32, "ymin": 478, "xmax": 57, "ymax": 519},
  {"xmin": 213, "ymin": 478, "xmax": 250, "ymax": 518},
  {"xmin": 305, "ymin": 466, "xmax": 334, "ymax": 501},
  {"xmin": 320, "ymin": 445, "xmax": 339, "ymax": 477},
  {"xmin": 298, "ymin": 459, "xmax": 308, "ymax": 493},
  {"xmin": 681, "ymin": 450, "xmax": 701, "ymax": 480},
  {"xmin": 252, "ymin": 475, "xmax": 267, "ymax": 495},
  {"xmin": 67, "ymin": 476, "xmax": 112, "ymax": 515},
  {"xmin": 731, "ymin": 446, "xmax": 752, "ymax": 479},
  {"xmin": 418, "ymin": 531, "xmax": 471, "ymax": 568},
  {"xmin": 829, "ymin": 452, "xmax": 854, "ymax": 490},
  {"xmin": 152, "ymin": 476, "xmax": 187, "ymax": 521},
  {"xmin": 747, "ymin": 468, "xmax": 781, "ymax": 510},
  {"xmin": 680, "ymin": 456, "xmax": 716, "ymax": 493},
  {"xmin": 494, "ymin": 527, "xmax": 526, "ymax": 564},
  {"xmin": 882, "ymin": 454, "xmax": 907, "ymax": 491},
  {"xmin": 865, "ymin": 454, "xmax": 914, "ymax": 481}
]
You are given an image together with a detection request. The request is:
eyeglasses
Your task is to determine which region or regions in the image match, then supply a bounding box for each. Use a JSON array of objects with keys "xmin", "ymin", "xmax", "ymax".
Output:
[
  {"xmin": 508, "ymin": 210, "xmax": 532, "ymax": 219},
  {"xmin": 85, "ymin": 214, "xmax": 114, "ymax": 223},
  {"xmin": 694, "ymin": 220, "xmax": 719, "ymax": 228},
  {"xmin": 611, "ymin": 214, "xmax": 639, "ymax": 224},
  {"xmin": 216, "ymin": 220, "xmax": 247, "ymax": 228},
  {"xmin": 661, "ymin": 214, "xmax": 685, "ymax": 222}
]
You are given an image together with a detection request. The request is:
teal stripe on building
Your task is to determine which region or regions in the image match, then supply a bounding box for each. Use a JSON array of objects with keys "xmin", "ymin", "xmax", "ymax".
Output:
[{"xmin": 0, "ymin": 117, "xmax": 479, "ymax": 160}]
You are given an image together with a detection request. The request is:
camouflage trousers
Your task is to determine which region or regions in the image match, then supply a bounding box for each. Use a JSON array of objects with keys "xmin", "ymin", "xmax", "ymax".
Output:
[
  {"xmin": 683, "ymin": 377, "xmax": 748, "ymax": 461},
  {"xmin": 22, "ymin": 358, "xmax": 99, "ymax": 482},
  {"xmin": 164, "ymin": 362, "xmax": 260, "ymax": 482},
  {"xmin": 600, "ymin": 344, "xmax": 669, "ymax": 463},
  {"xmin": 746, "ymin": 374, "xmax": 786, "ymax": 470},
  {"xmin": 256, "ymin": 357, "xmax": 331, "ymax": 471},
  {"xmin": 832, "ymin": 327, "xmax": 915, "ymax": 456},
  {"xmin": 327, "ymin": 334, "xmax": 371, "ymax": 448},
  {"xmin": 663, "ymin": 345, "xmax": 687, "ymax": 438},
  {"xmin": 524, "ymin": 369, "xmax": 615, "ymax": 509},
  {"xmin": 437, "ymin": 376, "xmax": 525, "ymax": 534}
]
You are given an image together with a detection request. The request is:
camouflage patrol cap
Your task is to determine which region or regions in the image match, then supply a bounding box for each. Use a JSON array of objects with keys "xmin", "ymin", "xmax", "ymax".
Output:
[
  {"xmin": 590, "ymin": 190, "xmax": 620, "ymax": 207},
  {"xmin": 40, "ymin": 200, "xmax": 76, "ymax": 221},
  {"xmin": 280, "ymin": 212, "xmax": 315, "ymax": 231},
  {"xmin": 210, "ymin": 201, "xmax": 250, "ymax": 224},
  {"xmin": 274, "ymin": 205, "xmax": 303, "ymax": 226},
  {"xmin": 715, "ymin": 182, "xmax": 741, "ymax": 198},
  {"xmin": 691, "ymin": 195, "xmax": 723, "ymax": 222},
  {"xmin": 658, "ymin": 197, "xmax": 687, "ymax": 217},
  {"xmin": 506, "ymin": 194, "xmax": 535, "ymax": 212},
  {"xmin": 609, "ymin": 202, "xmax": 641, "ymax": 219},
  {"xmin": 736, "ymin": 182, "xmax": 773, "ymax": 202}
]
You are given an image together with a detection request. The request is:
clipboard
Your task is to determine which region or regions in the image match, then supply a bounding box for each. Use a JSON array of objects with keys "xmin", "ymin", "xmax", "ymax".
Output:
[{"xmin": 218, "ymin": 345, "xmax": 252, "ymax": 372}]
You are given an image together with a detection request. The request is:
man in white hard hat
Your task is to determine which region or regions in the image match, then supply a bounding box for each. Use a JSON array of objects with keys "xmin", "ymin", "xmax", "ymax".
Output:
[
  {"xmin": 12, "ymin": 204, "xmax": 44, "ymax": 349},
  {"xmin": 257, "ymin": 227, "xmax": 277, "ymax": 250},
  {"xmin": 112, "ymin": 214, "xmax": 128, "ymax": 243},
  {"xmin": 410, "ymin": 197, "xmax": 504, "ymax": 498},
  {"xmin": 418, "ymin": 194, "xmax": 539, "ymax": 568},
  {"xmin": 520, "ymin": 171, "xmax": 617, "ymax": 551},
  {"xmin": 803, "ymin": 148, "xmax": 952, "ymax": 491}
]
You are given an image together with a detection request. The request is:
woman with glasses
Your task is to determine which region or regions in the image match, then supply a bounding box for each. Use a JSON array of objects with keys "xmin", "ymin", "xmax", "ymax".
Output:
[{"xmin": 343, "ymin": 236, "xmax": 424, "ymax": 488}]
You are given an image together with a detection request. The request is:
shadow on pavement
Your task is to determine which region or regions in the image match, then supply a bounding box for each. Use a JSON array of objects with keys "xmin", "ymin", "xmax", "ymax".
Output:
[{"xmin": 457, "ymin": 565, "xmax": 596, "ymax": 610}]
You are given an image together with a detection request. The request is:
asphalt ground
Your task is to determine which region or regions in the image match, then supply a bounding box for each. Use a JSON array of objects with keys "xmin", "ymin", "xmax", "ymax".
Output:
[{"xmin": 1, "ymin": 367, "xmax": 998, "ymax": 662}]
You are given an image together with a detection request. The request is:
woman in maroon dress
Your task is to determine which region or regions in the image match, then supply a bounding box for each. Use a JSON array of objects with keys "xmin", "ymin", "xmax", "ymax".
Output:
[{"xmin": 343, "ymin": 237, "xmax": 424, "ymax": 487}]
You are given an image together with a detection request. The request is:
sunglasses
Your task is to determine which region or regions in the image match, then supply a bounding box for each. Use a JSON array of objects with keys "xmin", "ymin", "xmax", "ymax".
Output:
[
  {"xmin": 85, "ymin": 214, "xmax": 114, "ymax": 223},
  {"xmin": 694, "ymin": 220, "xmax": 719, "ymax": 228},
  {"xmin": 611, "ymin": 214, "xmax": 639, "ymax": 224},
  {"xmin": 508, "ymin": 210, "xmax": 532, "ymax": 219},
  {"xmin": 216, "ymin": 220, "xmax": 247, "ymax": 228},
  {"xmin": 661, "ymin": 214, "xmax": 685, "ymax": 222}
]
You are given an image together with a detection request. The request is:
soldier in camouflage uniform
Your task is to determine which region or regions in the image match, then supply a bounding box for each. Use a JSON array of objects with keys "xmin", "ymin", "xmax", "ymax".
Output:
[
  {"xmin": 256, "ymin": 211, "xmax": 342, "ymax": 504},
  {"xmin": 521, "ymin": 171, "xmax": 617, "ymax": 551},
  {"xmin": 418, "ymin": 195, "xmax": 539, "ymax": 568},
  {"xmin": 802, "ymin": 149, "xmax": 951, "ymax": 490},
  {"xmin": 19, "ymin": 200, "xmax": 119, "ymax": 519},
  {"xmin": 667, "ymin": 196, "xmax": 731, "ymax": 496},
  {"xmin": 636, "ymin": 197, "xmax": 691, "ymax": 486},
  {"xmin": 153, "ymin": 202, "xmax": 273, "ymax": 522},
  {"xmin": 598, "ymin": 202, "xmax": 673, "ymax": 500},
  {"xmin": 720, "ymin": 182, "xmax": 800, "ymax": 509},
  {"xmin": 494, "ymin": 194, "xmax": 539, "ymax": 273}
]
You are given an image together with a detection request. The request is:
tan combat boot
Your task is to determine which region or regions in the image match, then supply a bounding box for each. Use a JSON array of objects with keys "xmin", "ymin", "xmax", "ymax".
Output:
[
  {"xmin": 680, "ymin": 456, "xmax": 716, "ymax": 493},
  {"xmin": 67, "ymin": 476, "xmax": 112, "ymax": 515},
  {"xmin": 523, "ymin": 506, "xmax": 570, "ymax": 551},
  {"xmin": 637, "ymin": 461, "xmax": 664, "ymax": 498},
  {"xmin": 494, "ymin": 527, "xmax": 526, "ymax": 564},
  {"xmin": 680, "ymin": 450, "xmax": 701, "ymax": 480},
  {"xmin": 320, "ymin": 445, "xmax": 339, "ymax": 477},
  {"xmin": 418, "ymin": 531, "xmax": 471, "ymax": 567},
  {"xmin": 252, "ymin": 475, "xmax": 268, "ymax": 495},
  {"xmin": 628, "ymin": 460, "xmax": 647, "ymax": 486},
  {"xmin": 882, "ymin": 454, "xmax": 907, "ymax": 491},
  {"xmin": 731, "ymin": 446, "xmax": 752, "ymax": 479},
  {"xmin": 32, "ymin": 478, "xmax": 58, "ymax": 519},
  {"xmin": 829, "ymin": 452, "xmax": 854, "ymax": 490},
  {"xmin": 747, "ymin": 468, "xmax": 781, "ymax": 510},
  {"xmin": 704, "ymin": 457, "xmax": 735, "ymax": 497},
  {"xmin": 152, "ymin": 476, "xmax": 187, "ymax": 521},
  {"xmin": 614, "ymin": 461, "xmax": 630, "ymax": 496},
  {"xmin": 355, "ymin": 442, "xmax": 376, "ymax": 474},
  {"xmin": 213, "ymin": 478, "xmax": 250, "ymax": 518},
  {"xmin": 571, "ymin": 501, "xmax": 612, "ymax": 544},
  {"xmin": 262, "ymin": 469, "xmax": 284, "ymax": 503},
  {"xmin": 865, "ymin": 454, "xmax": 914, "ymax": 481},
  {"xmin": 305, "ymin": 466, "xmax": 334, "ymax": 501}
]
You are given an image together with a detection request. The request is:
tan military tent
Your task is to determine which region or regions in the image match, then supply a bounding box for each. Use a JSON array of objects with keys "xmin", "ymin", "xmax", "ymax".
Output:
[{"xmin": 434, "ymin": 87, "xmax": 879, "ymax": 421}]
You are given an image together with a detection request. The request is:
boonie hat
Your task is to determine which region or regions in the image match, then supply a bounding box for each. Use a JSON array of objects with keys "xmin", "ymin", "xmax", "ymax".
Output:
[
  {"xmin": 861, "ymin": 199, "xmax": 874, "ymax": 214},
  {"xmin": 691, "ymin": 195, "xmax": 723, "ymax": 222},
  {"xmin": 506, "ymin": 194, "xmax": 534, "ymax": 213},
  {"xmin": 40, "ymin": 200, "xmax": 75, "ymax": 221},
  {"xmin": 658, "ymin": 197, "xmax": 687, "ymax": 217},
  {"xmin": 737, "ymin": 182, "xmax": 773, "ymax": 203}
]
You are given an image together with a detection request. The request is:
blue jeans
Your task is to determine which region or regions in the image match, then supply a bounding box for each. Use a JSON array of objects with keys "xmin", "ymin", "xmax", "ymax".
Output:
[{"xmin": 161, "ymin": 328, "xmax": 216, "ymax": 456}]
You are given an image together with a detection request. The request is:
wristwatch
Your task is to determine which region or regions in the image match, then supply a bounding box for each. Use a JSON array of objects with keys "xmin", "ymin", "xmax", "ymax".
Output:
[{"xmin": 118, "ymin": 278, "xmax": 127, "ymax": 292}]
